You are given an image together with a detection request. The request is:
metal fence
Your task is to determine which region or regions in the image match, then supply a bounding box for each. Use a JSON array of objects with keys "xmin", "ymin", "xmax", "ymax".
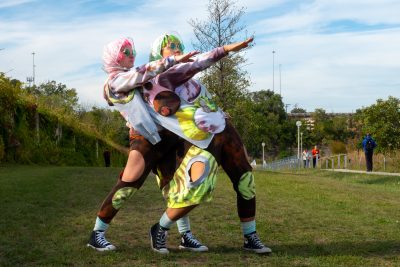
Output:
[
  {"xmin": 320, "ymin": 154, "xmax": 348, "ymax": 170},
  {"xmin": 255, "ymin": 153, "xmax": 398, "ymax": 173},
  {"xmin": 260, "ymin": 155, "xmax": 300, "ymax": 170},
  {"xmin": 258, "ymin": 154, "xmax": 336, "ymax": 171}
]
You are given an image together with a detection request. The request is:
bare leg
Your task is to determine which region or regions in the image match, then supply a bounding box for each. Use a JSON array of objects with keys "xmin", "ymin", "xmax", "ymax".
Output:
[{"xmin": 166, "ymin": 205, "xmax": 198, "ymax": 221}]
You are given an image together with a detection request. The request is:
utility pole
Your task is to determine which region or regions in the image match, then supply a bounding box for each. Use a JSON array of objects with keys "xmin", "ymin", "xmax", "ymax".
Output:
[
  {"xmin": 272, "ymin": 50, "xmax": 275, "ymax": 93},
  {"xmin": 279, "ymin": 64, "xmax": 282, "ymax": 96},
  {"xmin": 32, "ymin": 52, "xmax": 36, "ymax": 86},
  {"xmin": 285, "ymin": 103, "xmax": 291, "ymax": 113},
  {"xmin": 26, "ymin": 52, "xmax": 36, "ymax": 86}
]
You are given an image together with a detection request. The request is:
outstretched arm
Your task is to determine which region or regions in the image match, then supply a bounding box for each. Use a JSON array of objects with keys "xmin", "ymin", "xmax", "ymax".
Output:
[
  {"xmin": 223, "ymin": 37, "xmax": 254, "ymax": 53},
  {"xmin": 157, "ymin": 37, "xmax": 254, "ymax": 90},
  {"xmin": 111, "ymin": 51, "xmax": 199, "ymax": 94}
]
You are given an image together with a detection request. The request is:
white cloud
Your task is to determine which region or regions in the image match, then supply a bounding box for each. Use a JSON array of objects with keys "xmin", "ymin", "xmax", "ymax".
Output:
[
  {"xmin": 0, "ymin": 0, "xmax": 34, "ymax": 9},
  {"xmin": 1, "ymin": 0, "xmax": 399, "ymax": 112}
]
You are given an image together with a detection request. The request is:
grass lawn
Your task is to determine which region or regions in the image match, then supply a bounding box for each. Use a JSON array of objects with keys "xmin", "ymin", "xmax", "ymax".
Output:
[{"xmin": 0, "ymin": 165, "xmax": 399, "ymax": 266}]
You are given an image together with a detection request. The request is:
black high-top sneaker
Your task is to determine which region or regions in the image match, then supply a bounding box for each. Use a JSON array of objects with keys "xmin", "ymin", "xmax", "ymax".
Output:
[
  {"xmin": 87, "ymin": 230, "xmax": 116, "ymax": 251},
  {"xmin": 243, "ymin": 231, "xmax": 272, "ymax": 254},
  {"xmin": 149, "ymin": 223, "xmax": 169, "ymax": 254},
  {"xmin": 179, "ymin": 231, "xmax": 208, "ymax": 252}
]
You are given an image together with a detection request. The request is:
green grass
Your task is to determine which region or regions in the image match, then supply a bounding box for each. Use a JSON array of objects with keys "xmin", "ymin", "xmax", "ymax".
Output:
[{"xmin": 1, "ymin": 165, "xmax": 399, "ymax": 266}]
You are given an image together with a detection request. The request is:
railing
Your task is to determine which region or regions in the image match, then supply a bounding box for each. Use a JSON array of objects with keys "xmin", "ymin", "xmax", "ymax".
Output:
[
  {"xmin": 257, "ymin": 153, "xmax": 398, "ymax": 173},
  {"xmin": 320, "ymin": 154, "xmax": 348, "ymax": 170},
  {"xmin": 261, "ymin": 155, "xmax": 300, "ymax": 170},
  {"xmin": 258, "ymin": 154, "xmax": 344, "ymax": 171}
]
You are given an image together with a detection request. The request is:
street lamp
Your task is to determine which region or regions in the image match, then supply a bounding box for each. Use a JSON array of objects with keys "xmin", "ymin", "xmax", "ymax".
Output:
[
  {"xmin": 262, "ymin": 142, "xmax": 265, "ymax": 167},
  {"xmin": 296, "ymin": 121, "xmax": 302, "ymax": 161}
]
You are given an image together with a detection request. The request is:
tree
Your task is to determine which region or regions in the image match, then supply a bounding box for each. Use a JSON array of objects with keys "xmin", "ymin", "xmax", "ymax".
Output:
[
  {"xmin": 355, "ymin": 96, "xmax": 400, "ymax": 155},
  {"xmin": 290, "ymin": 104, "xmax": 306, "ymax": 113},
  {"xmin": 78, "ymin": 107, "xmax": 129, "ymax": 146},
  {"xmin": 249, "ymin": 90, "xmax": 286, "ymax": 121},
  {"xmin": 28, "ymin": 81, "xmax": 79, "ymax": 113},
  {"xmin": 234, "ymin": 90, "xmax": 290, "ymax": 158},
  {"xmin": 189, "ymin": 0, "xmax": 251, "ymax": 112}
]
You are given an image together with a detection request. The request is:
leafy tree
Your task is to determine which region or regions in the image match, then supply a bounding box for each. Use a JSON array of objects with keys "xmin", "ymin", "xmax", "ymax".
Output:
[
  {"xmin": 27, "ymin": 81, "xmax": 79, "ymax": 114},
  {"xmin": 312, "ymin": 108, "xmax": 329, "ymax": 122},
  {"xmin": 249, "ymin": 90, "xmax": 286, "ymax": 121},
  {"xmin": 355, "ymin": 96, "xmax": 400, "ymax": 155},
  {"xmin": 290, "ymin": 104, "xmax": 306, "ymax": 113},
  {"xmin": 235, "ymin": 90, "xmax": 290, "ymax": 158},
  {"xmin": 189, "ymin": 0, "xmax": 250, "ymax": 112},
  {"xmin": 309, "ymin": 108, "xmax": 354, "ymax": 146},
  {"xmin": 78, "ymin": 107, "xmax": 129, "ymax": 146}
]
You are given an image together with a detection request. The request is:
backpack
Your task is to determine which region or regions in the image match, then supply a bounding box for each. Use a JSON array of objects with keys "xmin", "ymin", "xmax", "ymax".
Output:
[{"xmin": 365, "ymin": 139, "xmax": 374, "ymax": 151}]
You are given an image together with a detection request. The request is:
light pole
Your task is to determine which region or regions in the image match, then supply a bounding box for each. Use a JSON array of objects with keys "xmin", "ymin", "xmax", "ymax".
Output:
[
  {"xmin": 300, "ymin": 132, "xmax": 303, "ymax": 154},
  {"xmin": 296, "ymin": 121, "xmax": 302, "ymax": 161},
  {"xmin": 262, "ymin": 142, "xmax": 265, "ymax": 167},
  {"xmin": 32, "ymin": 52, "xmax": 36, "ymax": 86},
  {"xmin": 279, "ymin": 64, "xmax": 282, "ymax": 96},
  {"xmin": 272, "ymin": 50, "xmax": 275, "ymax": 92}
]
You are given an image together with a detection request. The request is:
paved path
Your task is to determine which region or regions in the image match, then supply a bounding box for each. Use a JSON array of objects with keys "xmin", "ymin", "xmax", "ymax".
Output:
[{"xmin": 324, "ymin": 169, "xmax": 400, "ymax": 177}]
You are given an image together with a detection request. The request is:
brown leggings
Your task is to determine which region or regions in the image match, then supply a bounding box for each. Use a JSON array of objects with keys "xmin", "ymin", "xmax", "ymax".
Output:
[{"xmin": 97, "ymin": 120, "xmax": 255, "ymax": 223}]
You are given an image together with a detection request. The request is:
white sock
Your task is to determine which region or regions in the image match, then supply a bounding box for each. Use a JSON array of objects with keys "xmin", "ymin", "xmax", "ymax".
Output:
[
  {"xmin": 93, "ymin": 217, "xmax": 109, "ymax": 231},
  {"xmin": 176, "ymin": 216, "xmax": 191, "ymax": 234},
  {"xmin": 241, "ymin": 220, "xmax": 256, "ymax": 236},
  {"xmin": 159, "ymin": 212, "xmax": 175, "ymax": 229}
]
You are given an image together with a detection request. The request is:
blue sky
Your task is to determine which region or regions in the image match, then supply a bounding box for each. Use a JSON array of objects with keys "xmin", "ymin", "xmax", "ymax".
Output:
[{"xmin": 1, "ymin": 0, "xmax": 399, "ymax": 112}]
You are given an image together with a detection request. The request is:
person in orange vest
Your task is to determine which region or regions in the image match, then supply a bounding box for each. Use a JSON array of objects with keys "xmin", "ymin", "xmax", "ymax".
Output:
[{"xmin": 311, "ymin": 145, "xmax": 320, "ymax": 168}]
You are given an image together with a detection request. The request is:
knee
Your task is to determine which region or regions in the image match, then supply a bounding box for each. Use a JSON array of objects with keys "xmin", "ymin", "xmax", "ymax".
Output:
[
  {"xmin": 112, "ymin": 186, "xmax": 137, "ymax": 210},
  {"xmin": 237, "ymin": 172, "xmax": 256, "ymax": 200},
  {"xmin": 121, "ymin": 150, "xmax": 145, "ymax": 182}
]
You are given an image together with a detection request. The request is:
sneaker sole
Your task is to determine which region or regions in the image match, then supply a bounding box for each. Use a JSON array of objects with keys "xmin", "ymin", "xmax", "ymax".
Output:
[
  {"xmin": 87, "ymin": 243, "xmax": 116, "ymax": 252},
  {"xmin": 178, "ymin": 245, "xmax": 209, "ymax": 252},
  {"xmin": 244, "ymin": 247, "xmax": 272, "ymax": 254}
]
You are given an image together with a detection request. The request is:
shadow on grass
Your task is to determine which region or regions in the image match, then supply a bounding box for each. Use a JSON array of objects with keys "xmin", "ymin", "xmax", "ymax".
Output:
[
  {"xmin": 272, "ymin": 240, "xmax": 400, "ymax": 257},
  {"xmin": 359, "ymin": 176, "xmax": 400, "ymax": 185},
  {"xmin": 112, "ymin": 241, "xmax": 400, "ymax": 258}
]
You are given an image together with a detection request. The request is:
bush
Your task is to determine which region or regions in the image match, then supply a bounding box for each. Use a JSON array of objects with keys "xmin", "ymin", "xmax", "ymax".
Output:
[{"xmin": 329, "ymin": 140, "xmax": 347, "ymax": 154}]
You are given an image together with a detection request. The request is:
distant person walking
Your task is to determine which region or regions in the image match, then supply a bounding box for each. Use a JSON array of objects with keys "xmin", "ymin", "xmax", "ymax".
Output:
[
  {"xmin": 362, "ymin": 133, "xmax": 377, "ymax": 172},
  {"xmin": 103, "ymin": 149, "xmax": 111, "ymax": 167},
  {"xmin": 311, "ymin": 145, "xmax": 320, "ymax": 168},
  {"xmin": 302, "ymin": 149, "xmax": 309, "ymax": 168}
]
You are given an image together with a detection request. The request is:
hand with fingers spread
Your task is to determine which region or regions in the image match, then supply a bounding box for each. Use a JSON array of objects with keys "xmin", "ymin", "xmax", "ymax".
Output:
[
  {"xmin": 223, "ymin": 37, "xmax": 254, "ymax": 53},
  {"xmin": 175, "ymin": 51, "xmax": 200, "ymax": 63}
]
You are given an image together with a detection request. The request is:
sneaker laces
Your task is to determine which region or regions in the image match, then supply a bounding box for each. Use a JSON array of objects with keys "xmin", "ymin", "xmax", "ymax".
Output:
[
  {"xmin": 247, "ymin": 232, "xmax": 265, "ymax": 248},
  {"xmin": 95, "ymin": 231, "xmax": 110, "ymax": 247},
  {"xmin": 183, "ymin": 231, "xmax": 201, "ymax": 247},
  {"xmin": 156, "ymin": 227, "xmax": 168, "ymax": 248}
]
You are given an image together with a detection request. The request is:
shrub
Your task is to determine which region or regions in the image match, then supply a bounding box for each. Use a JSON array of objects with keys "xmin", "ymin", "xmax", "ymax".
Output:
[{"xmin": 329, "ymin": 140, "xmax": 347, "ymax": 154}]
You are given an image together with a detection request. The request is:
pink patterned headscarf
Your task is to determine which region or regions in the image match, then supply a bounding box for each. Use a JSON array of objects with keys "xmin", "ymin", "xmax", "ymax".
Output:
[{"xmin": 102, "ymin": 37, "xmax": 135, "ymax": 76}]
